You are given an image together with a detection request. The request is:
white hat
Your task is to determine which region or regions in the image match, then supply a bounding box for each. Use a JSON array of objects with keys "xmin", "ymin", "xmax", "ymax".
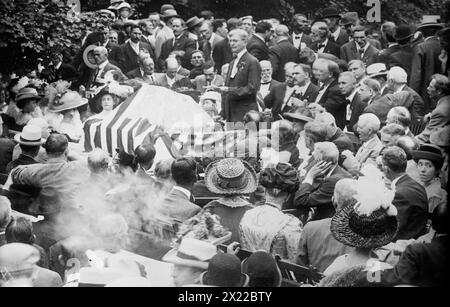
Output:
[
  {"xmin": 200, "ymin": 91, "xmax": 222, "ymax": 104},
  {"xmin": 14, "ymin": 125, "xmax": 45, "ymax": 146},
  {"xmin": 387, "ymin": 66, "xmax": 408, "ymax": 83},
  {"xmin": 367, "ymin": 63, "xmax": 388, "ymax": 78},
  {"xmin": 116, "ymin": 2, "xmax": 131, "ymax": 11},
  {"xmin": 162, "ymin": 238, "xmax": 217, "ymax": 269}
]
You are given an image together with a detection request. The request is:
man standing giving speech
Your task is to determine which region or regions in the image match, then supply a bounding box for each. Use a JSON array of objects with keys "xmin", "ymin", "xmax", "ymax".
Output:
[{"xmin": 210, "ymin": 29, "xmax": 261, "ymax": 123}]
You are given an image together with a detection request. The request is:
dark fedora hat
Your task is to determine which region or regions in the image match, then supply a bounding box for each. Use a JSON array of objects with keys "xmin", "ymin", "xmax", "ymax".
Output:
[
  {"xmin": 321, "ymin": 7, "xmax": 341, "ymax": 19},
  {"xmin": 200, "ymin": 253, "xmax": 249, "ymax": 287},
  {"xmin": 393, "ymin": 24, "xmax": 414, "ymax": 41},
  {"xmin": 412, "ymin": 144, "xmax": 444, "ymax": 170},
  {"xmin": 331, "ymin": 200, "xmax": 398, "ymax": 249},
  {"xmin": 161, "ymin": 9, "xmax": 180, "ymax": 21},
  {"xmin": 160, "ymin": 4, "xmax": 175, "ymax": 14},
  {"xmin": 186, "ymin": 16, "xmax": 204, "ymax": 30}
]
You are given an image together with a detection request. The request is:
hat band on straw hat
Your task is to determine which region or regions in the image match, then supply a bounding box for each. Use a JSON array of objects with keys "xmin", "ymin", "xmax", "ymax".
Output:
[
  {"xmin": 20, "ymin": 136, "xmax": 42, "ymax": 143},
  {"xmin": 176, "ymin": 251, "xmax": 206, "ymax": 262},
  {"xmin": 216, "ymin": 172, "xmax": 247, "ymax": 190}
]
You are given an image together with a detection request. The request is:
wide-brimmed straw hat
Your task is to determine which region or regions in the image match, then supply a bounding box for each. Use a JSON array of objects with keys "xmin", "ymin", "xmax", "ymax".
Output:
[
  {"xmin": 205, "ymin": 158, "xmax": 258, "ymax": 195},
  {"xmin": 331, "ymin": 200, "xmax": 398, "ymax": 249},
  {"xmin": 48, "ymin": 91, "xmax": 88, "ymax": 113},
  {"xmin": 14, "ymin": 124, "xmax": 46, "ymax": 146},
  {"xmin": 162, "ymin": 238, "xmax": 217, "ymax": 270},
  {"xmin": 200, "ymin": 253, "xmax": 249, "ymax": 287},
  {"xmin": 83, "ymin": 45, "xmax": 99, "ymax": 69},
  {"xmin": 412, "ymin": 144, "xmax": 444, "ymax": 170}
]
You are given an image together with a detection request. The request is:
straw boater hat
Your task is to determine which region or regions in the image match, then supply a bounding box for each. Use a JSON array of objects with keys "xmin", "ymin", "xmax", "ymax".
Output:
[
  {"xmin": 200, "ymin": 253, "xmax": 249, "ymax": 287},
  {"xmin": 412, "ymin": 144, "xmax": 444, "ymax": 170},
  {"xmin": 48, "ymin": 91, "xmax": 88, "ymax": 113},
  {"xmin": 331, "ymin": 198, "xmax": 398, "ymax": 249},
  {"xmin": 283, "ymin": 110, "xmax": 313, "ymax": 124},
  {"xmin": 162, "ymin": 238, "xmax": 217, "ymax": 270},
  {"xmin": 15, "ymin": 87, "xmax": 41, "ymax": 109},
  {"xmin": 205, "ymin": 158, "xmax": 258, "ymax": 195},
  {"xmin": 417, "ymin": 15, "xmax": 444, "ymax": 31},
  {"xmin": 83, "ymin": 45, "xmax": 99, "ymax": 70},
  {"xmin": 14, "ymin": 124, "xmax": 46, "ymax": 146}
]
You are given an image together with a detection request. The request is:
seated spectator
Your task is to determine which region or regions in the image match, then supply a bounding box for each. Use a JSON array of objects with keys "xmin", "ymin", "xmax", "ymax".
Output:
[
  {"xmin": 314, "ymin": 112, "xmax": 355, "ymax": 155},
  {"xmin": 199, "ymin": 91, "xmax": 221, "ymax": 118},
  {"xmin": 386, "ymin": 106, "xmax": 413, "ymax": 137},
  {"xmin": 366, "ymin": 63, "xmax": 389, "ymax": 95},
  {"xmin": 294, "ymin": 142, "xmax": 352, "ymax": 221},
  {"xmin": 380, "ymin": 123, "xmax": 406, "ymax": 147},
  {"xmin": 192, "ymin": 61, "xmax": 224, "ymax": 93},
  {"xmin": 375, "ymin": 203, "xmax": 448, "ymax": 286},
  {"xmin": 200, "ymin": 253, "xmax": 249, "ymax": 287},
  {"xmin": 162, "ymin": 238, "xmax": 216, "ymax": 286},
  {"xmin": 5, "ymin": 217, "xmax": 48, "ymax": 269},
  {"xmin": 324, "ymin": 171, "xmax": 398, "ymax": 276},
  {"xmin": 271, "ymin": 120, "xmax": 301, "ymax": 168},
  {"xmin": 396, "ymin": 136, "xmax": 421, "ymax": 184},
  {"xmin": 12, "ymin": 118, "xmax": 49, "ymax": 163},
  {"xmin": 0, "ymin": 243, "xmax": 62, "ymax": 287},
  {"xmin": 13, "ymin": 87, "xmax": 44, "ymax": 127},
  {"xmin": 6, "ymin": 124, "xmax": 43, "ymax": 173},
  {"xmin": 297, "ymin": 121, "xmax": 329, "ymax": 178},
  {"xmin": 297, "ymin": 178, "xmax": 357, "ymax": 273},
  {"xmin": 203, "ymin": 158, "xmax": 256, "ymax": 243},
  {"xmin": 48, "ymin": 91, "xmax": 87, "ymax": 143},
  {"xmin": 134, "ymin": 143, "xmax": 157, "ymax": 180},
  {"xmin": 157, "ymin": 157, "xmax": 201, "ymax": 223},
  {"xmin": 241, "ymin": 251, "xmax": 282, "ymax": 287},
  {"xmin": 153, "ymin": 159, "xmax": 175, "ymax": 196},
  {"xmin": 240, "ymin": 163, "xmax": 303, "ymax": 262},
  {"xmin": 188, "ymin": 50, "xmax": 206, "ymax": 79},
  {"xmin": 416, "ymin": 74, "xmax": 450, "ymax": 144},
  {"xmin": 381, "ymin": 146, "xmax": 428, "ymax": 240},
  {"xmin": 411, "ymin": 144, "xmax": 447, "ymax": 214},
  {"xmin": 0, "ymin": 196, "xmax": 12, "ymax": 246}
]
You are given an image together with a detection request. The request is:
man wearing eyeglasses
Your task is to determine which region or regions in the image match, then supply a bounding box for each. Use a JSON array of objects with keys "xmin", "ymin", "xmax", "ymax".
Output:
[{"xmin": 340, "ymin": 26, "xmax": 379, "ymax": 66}]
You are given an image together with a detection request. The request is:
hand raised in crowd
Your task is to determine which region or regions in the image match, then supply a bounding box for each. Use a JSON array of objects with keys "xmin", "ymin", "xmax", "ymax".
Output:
[
  {"xmin": 226, "ymin": 241, "xmax": 241, "ymax": 255},
  {"xmin": 304, "ymin": 160, "xmax": 333, "ymax": 184}
]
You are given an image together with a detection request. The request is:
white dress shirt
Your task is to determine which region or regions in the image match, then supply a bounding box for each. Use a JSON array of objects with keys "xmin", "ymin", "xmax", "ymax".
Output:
[
  {"xmin": 331, "ymin": 27, "xmax": 341, "ymax": 42},
  {"xmin": 318, "ymin": 39, "xmax": 329, "ymax": 53},
  {"xmin": 129, "ymin": 40, "xmax": 140, "ymax": 55},
  {"xmin": 259, "ymin": 81, "xmax": 271, "ymax": 98},
  {"xmin": 173, "ymin": 186, "xmax": 191, "ymax": 200},
  {"xmin": 292, "ymin": 32, "xmax": 303, "ymax": 49},
  {"xmin": 314, "ymin": 80, "xmax": 332, "ymax": 103},
  {"xmin": 296, "ymin": 81, "xmax": 311, "ymax": 98},
  {"xmin": 346, "ymin": 89, "xmax": 358, "ymax": 121},
  {"xmin": 230, "ymin": 49, "xmax": 247, "ymax": 79},
  {"xmin": 96, "ymin": 60, "xmax": 109, "ymax": 82}
]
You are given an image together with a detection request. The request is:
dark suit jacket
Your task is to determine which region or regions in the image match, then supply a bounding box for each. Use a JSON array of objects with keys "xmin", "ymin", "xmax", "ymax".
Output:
[
  {"xmin": 347, "ymin": 92, "xmax": 368, "ymax": 132},
  {"xmin": 247, "ymin": 35, "xmax": 270, "ymax": 61},
  {"xmin": 119, "ymin": 41, "xmax": 156, "ymax": 74},
  {"xmin": 390, "ymin": 44, "xmax": 415, "ymax": 82},
  {"xmin": 330, "ymin": 28, "xmax": 349, "ymax": 47},
  {"xmin": 380, "ymin": 236, "xmax": 448, "ymax": 287},
  {"xmin": 403, "ymin": 85, "xmax": 425, "ymax": 117},
  {"xmin": 6, "ymin": 154, "xmax": 37, "ymax": 174},
  {"xmin": 106, "ymin": 41, "xmax": 125, "ymax": 70},
  {"xmin": 158, "ymin": 188, "xmax": 201, "ymax": 223},
  {"xmin": 311, "ymin": 40, "xmax": 341, "ymax": 58},
  {"xmin": 301, "ymin": 82, "xmax": 320, "ymax": 103},
  {"xmin": 0, "ymin": 138, "xmax": 15, "ymax": 174},
  {"xmin": 410, "ymin": 37, "xmax": 442, "ymax": 113},
  {"xmin": 377, "ymin": 44, "xmax": 402, "ymax": 68},
  {"xmin": 212, "ymin": 37, "xmax": 233, "ymax": 74},
  {"xmin": 158, "ymin": 32, "xmax": 196, "ymax": 70},
  {"xmin": 294, "ymin": 165, "xmax": 352, "ymax": 221},
  {"xmin": 340, "ymin": 41, "xmax": 379, "ymax": 66},
  {"xmin": 53, "ymin": 63, "xmax": 79, "ymax": 83},
  {"xmin": 201, "ymin": 34, "xmax": 224, "ymax": 61},
  {"xmin": 392, "ymin": 174, "xmax": 429, "ymax": 240},
  {"xmin": 263, "ymin": 82, "xmax": 287, "ymax": 119},
  {"xmin": 223, "ymin": 51, "xmax": 261, "ymax": 122},
  {"xmin": 269, "ymin": 39, "xmax": 300, "ymax": 82},
  {"xmin": 329, "ymin": 128, "xmax": 355, "ymax": 154},
  {"xmin": 316, "ymin": 79, "xmax": 348, "ymax": 129}
]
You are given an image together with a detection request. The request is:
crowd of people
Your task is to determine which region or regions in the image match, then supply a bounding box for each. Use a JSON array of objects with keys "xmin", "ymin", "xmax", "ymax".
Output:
[{"xmin": 0, "ymin": 0, "xmax": 449, "ymax": 287}]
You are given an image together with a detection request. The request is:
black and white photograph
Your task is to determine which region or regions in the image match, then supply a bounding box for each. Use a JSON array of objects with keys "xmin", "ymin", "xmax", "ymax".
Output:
[{"xmin": 0, "ymin": 0, "xmax": 449, "ymax": 291}]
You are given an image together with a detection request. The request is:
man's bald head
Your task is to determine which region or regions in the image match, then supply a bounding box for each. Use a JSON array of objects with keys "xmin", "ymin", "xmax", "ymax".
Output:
[
  {"xmin": 260, "ymin": 60, "xmax": 272, "ymax": 70},
  {"xmin": 135, "ymin": 143, "xmax": 156, "ymax": 171},
  {"xmin": 88, "ymin": 148, "xmax": 111, "ymax": 174}
]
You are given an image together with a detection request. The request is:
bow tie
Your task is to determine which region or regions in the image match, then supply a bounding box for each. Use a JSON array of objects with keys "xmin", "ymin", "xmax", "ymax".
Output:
[
  {"xmin": 294, "ymin": 35, "xmax": 302, "ymax": 39},
  {"xmin": 359, "ymin": 49, "xmax": 365, "ymax": 54},
  {"xmin": 261, "ymin": 81, "xmax": 271, "ymax": 85},
  {"xmin": 318, "ymin": 44, "xmax": 326, "ymax": 49}
]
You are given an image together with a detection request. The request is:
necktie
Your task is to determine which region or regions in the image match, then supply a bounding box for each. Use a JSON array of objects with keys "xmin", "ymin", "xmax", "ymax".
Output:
[{"xmin": 318, "ymin": 44, "xmax": 326, "ymax": 50}]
